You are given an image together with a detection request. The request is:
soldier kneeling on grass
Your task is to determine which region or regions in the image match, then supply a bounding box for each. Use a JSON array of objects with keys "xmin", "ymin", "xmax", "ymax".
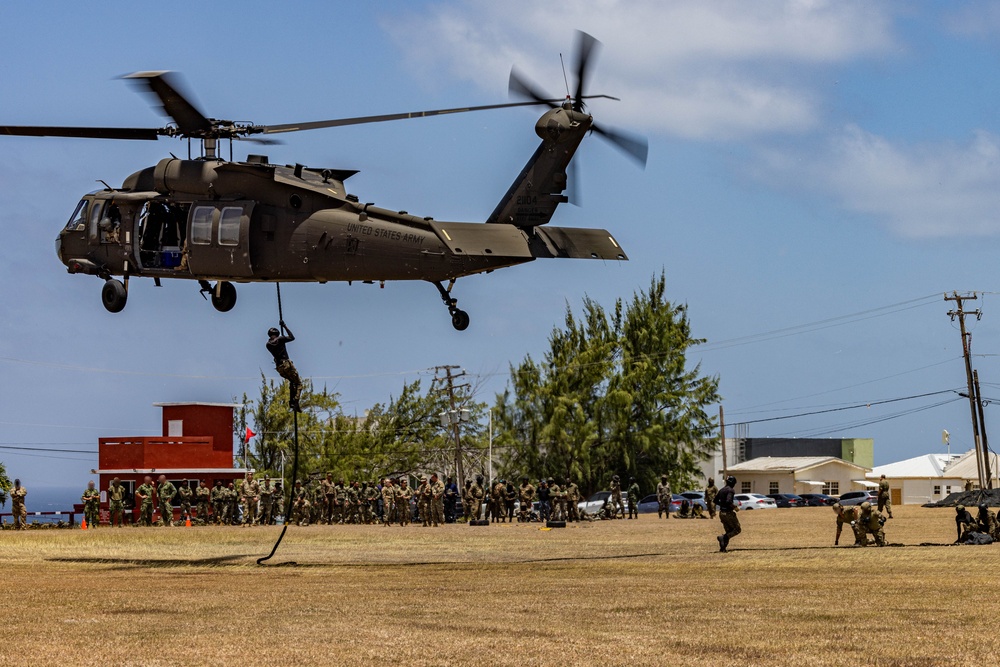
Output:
[
  {"xmin": 858, "ymin": 502, "xmax": 885, "ymax": 547},
  {"xmin": 955, "ymin": 504, "xmax": 980, "ymax": 544}
]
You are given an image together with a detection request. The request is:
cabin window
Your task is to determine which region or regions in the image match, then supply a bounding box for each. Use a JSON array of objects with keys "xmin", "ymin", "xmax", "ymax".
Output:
[
  {"xmin": 191, "ymin": 206, "xmax": 214, "ymax": 245},
  {"xmin": 67, "ymin": 199, "xmax": 88, "ymax": 231},
  {"xmin": 218, "ymin": 207, "xmax": 242, "ymax": 246}
]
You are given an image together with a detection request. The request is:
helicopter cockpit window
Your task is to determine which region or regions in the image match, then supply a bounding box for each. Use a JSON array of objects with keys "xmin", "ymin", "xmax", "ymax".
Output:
[
  {"xmin": 66, "ymin": 200, "xmax": 88, "ymax": 231},
  {"xmin": 218, "ymin": 207, "xmax": 242, "ymax": 246},
  {"xmin": 191, "ymin": 206, "xmax": 214, "ymax": 245}
]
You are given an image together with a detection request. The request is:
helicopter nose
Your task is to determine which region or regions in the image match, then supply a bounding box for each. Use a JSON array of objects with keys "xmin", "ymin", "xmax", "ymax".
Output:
[{"xmin": 55, "ymin": 234, "xmax": 63, "ymax": 263}]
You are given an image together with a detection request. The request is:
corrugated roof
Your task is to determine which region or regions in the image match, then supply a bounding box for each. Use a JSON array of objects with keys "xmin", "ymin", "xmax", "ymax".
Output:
[
  {"xmin": 726, "ymin": 456, "xmax": 868, "ymax": 473},
  {"xmin": 868, "ymin": 453, "xmax": 959, "ymax": 479},
  {"xmin": 942, "ymin": 449, "xmax": 1000, "ymax": 481}
]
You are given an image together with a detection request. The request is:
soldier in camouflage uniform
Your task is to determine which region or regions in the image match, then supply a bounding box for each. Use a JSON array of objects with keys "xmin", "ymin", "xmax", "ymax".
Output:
[
  {"xmin": 537, "ymin": 479, "xmax": 550, "ymax": 521},
  {"xmin": 609, "ymin": 475, "xmax": 624, "ymax": 519},
  {"xmin": 291, "ymin": 481, "xmax": 311, "ymax": 526},
  {"xmin": 156, "ymin": 475, "xmax": 176, "ymax": 526},
  {"xmin": 657, "ymin": 474, "xmax": 672, "ymax": 519},
  {"xmin": 10, "ymin": 479, "xmax": 27, "ymax": 530},
  {"xmin": 429, "ymin": 474, "xmax": 446, "ymax": 527},
  {"xmin": 211, "ymin": 480, "xmax": 226, "ymax": 525},
  {"xmin": 859, "ymin": 501, "xmax": 886, "ymax": 547},
  {"xmin": 832, "ymin": 502, "xmax": 863, "ymax": 546},
  {"xmin": 415, "ymin": 476, "xmax": 431, "ymax": 526},
  {"xmin": 321, "ymin": 473, "xmax": 336, "ymax": 525},
  {"xmin": 363, "ymin": 482, "xmax": 378, "ymax": 524},
  {"xmin": 108, "ymin": 477, "xmax": 126, "ymax": 527},
  {"xmin": 565, "ymin": 478, "xmax": 581, "ymax": 522},
  {"xmin": 272, "ymin": 482, "xmax": 284, "ymax": 523},
  {"xmin": 177, "ymin": 481, "xmax": 193, "ymax": 522},
  {"xmin": 347, "ymin": 481, "xmax": 362, "ymax": 524},
  {"xmin": 81, "ymin": 480, "xmax": 100, "ymax": 528},
  {"xmin": 195, "ymin": 480, "xmax": 211, "ymax": 523},
  {"xmin": 549, "ymin": 479, "xmax": 564, "ymax": 521},
  {"xmin": 225, "ymin": 482, "xmax": 239, "ymax": 525},
  {"xmin": 704, "ymin": 478, "xmax": 718, "ymax": 519},
  {"xmin": 490, "ymin": 479, "xmax": 506, "ymax": 522},
  {"xmin": 241, "ymin": 473, "xmax": 260, "ymax": 526},
  {"xmin": 518, "ymin": 477, "xmax": 536, "ymax": 522},
  {"xmin": 258, "ymin": 476, "xmax": 274, "ymax": 525},
  {"xmin": 380, "ymin": 478, "xmax": 395, "ymax": 526},
  {"xmin": 716, "ymin": 475, "xmax": 741, "ymax": 553},
  {"xmin": 877, "ymin": 474, "xmax": 893, "ymax": 519},
  {"xmin": 309, "ymin": 480, "xmax": 324, "ymax": 525},
  {"xmin": 136, "ymin": 476, "xmax": 155, "ymax": 527},
  {"xmin": 400, "ymin": 478, "xmax": 415, "ymax": 526},
  {"xmin": 470, "ymin": 475, "xmax": 485, "ymax": 521},
  {"xmin": 627, "ymin": 478, "xmax": 641, "ymax": 520},
  {"xmin": 977, "ymin": 504, "xmax": 999, "ymax": 539},
  {"xmin": 955, "ymin": 504, "xmax": 978, "ymax": 543}
]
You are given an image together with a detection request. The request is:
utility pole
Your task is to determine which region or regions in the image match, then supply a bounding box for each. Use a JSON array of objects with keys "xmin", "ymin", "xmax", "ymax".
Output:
[
  {"xmin": 434, "ymin": 365, "xmax": 469, "ymax": 490},
  {"xmin": 974, "ymin": 369, "xmax": 994, "ymax": 488},
  {"xmin": 719, "ymin": 405, "xmax": 727, "ymax": 478},
  {"xmin": 946, "ymin": 291, "xmax": 986, "ymax": 489}
]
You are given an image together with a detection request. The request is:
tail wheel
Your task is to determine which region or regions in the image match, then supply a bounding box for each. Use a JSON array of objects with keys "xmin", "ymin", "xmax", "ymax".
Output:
[
  {"xmin": 101, "ymin": 279, "xmax": 127, "ymax": 313},
  {"xmin": 211, "ymin": 282, "xmax": 237, "ymax": 312}
]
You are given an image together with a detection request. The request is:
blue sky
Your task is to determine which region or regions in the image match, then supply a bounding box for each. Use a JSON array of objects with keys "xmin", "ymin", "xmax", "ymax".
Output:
[{"xmin": 3, "ymin": 1, "xmax": 1000, "ymax": 498}]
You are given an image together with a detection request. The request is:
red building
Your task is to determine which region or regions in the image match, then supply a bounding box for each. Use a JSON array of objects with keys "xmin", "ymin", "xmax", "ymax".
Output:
[{"xmin": 91, "ymin": 402, "xmax": 250, "ymax": 522}]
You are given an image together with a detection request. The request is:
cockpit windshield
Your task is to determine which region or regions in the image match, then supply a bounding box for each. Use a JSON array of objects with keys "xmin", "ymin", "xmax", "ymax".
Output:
[{"xmin": 65, "ymin": 199, "xmax": 88, "ymax": 231}]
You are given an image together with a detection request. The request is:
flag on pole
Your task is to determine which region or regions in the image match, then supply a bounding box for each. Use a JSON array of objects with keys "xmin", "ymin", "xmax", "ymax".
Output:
[{"xmin": 246, "ymin": 426, "xmax": 256, "ymax": 440}]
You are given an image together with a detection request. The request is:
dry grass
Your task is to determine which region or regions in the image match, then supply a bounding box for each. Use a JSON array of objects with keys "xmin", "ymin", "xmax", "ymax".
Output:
[{"xmin": 0, "ymin": 506, "xmax": 996, "ymax": 665}]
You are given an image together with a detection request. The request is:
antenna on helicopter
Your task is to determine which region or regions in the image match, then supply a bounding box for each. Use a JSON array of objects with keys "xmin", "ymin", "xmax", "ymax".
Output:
[{"xmin": 559, "ymin": 53, "xmax": 571, "ymax": 101}]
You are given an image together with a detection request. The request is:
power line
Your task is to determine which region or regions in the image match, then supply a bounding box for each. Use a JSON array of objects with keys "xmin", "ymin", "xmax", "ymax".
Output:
[
  {"xmin": 736, "ymin": 389, "xmax": 961, "ymax": 425},
  {"xmin": 766, "ymin": 398, "xmax": 962, "ymax": 438}
]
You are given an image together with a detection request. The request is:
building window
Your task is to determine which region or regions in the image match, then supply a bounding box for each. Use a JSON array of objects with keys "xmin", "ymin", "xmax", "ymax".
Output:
[
  {"xmin": 167, "ymin": 420, "xmax": 183, "ymax": 437},
  {"xmin": 933, "ymin": 485, "xmax": 941, "ymax": 495},
  {"xmin": 946, "ymin": 486, "xmax": 952, "ymax": 494},
  {"xmin": 741, "ymin": 481, "xmax": 752, "ymax": 493},
  {"xmin": 822, "ymin": 481, "xmax": 839, "ymax": 496},
  {"xmin": 769, "ymin": 481, "xmax": 779, "ymax": 494}
]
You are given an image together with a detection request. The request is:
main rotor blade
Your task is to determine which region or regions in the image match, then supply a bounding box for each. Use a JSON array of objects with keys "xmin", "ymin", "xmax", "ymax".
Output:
[
  {"xmin": 254, "ymin": 99, "xmax": 560, "ymax": 135},
  {"xmin": 123, "ymin": 71, "xmax": 212, "ymax": 136},
  {"xmin": 509, "ymin": 67, "xmax": 558, "ymax": 108},
  {"xmin": 592, "ymin": 124, "xmax": 648, "ymax": 167},
  {"xmin": 0, "ymin": 125, "xmax": 161, "ymax": 140},
  {"xmin": 573, "ymin": 31, "xmax": 601, "ymax": 112}
]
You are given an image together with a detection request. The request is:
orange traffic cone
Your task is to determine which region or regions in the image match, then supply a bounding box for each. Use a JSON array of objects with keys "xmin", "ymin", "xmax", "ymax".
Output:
[
  {"xmin": 185, "ymin": 517, "xmax": 192, "ymax": 527},
  {"xmin": 80, "ymin": 518, "xmax": 87, "ymax": 530}
]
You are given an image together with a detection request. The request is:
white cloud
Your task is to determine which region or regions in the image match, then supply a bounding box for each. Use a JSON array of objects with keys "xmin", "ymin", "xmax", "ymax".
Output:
[
  {"xmin": 761, "ymin": 125, "xmax": 1000, "ymax": 237},
  {"xmin": 383, "ymin": 0, "xmax": 895, "ymax": 139}
]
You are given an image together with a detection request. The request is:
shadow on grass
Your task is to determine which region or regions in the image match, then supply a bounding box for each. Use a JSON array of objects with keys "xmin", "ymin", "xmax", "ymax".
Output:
[{"xmin": 48, "ymin": 554, "xmax": 252, "ymax": 569}]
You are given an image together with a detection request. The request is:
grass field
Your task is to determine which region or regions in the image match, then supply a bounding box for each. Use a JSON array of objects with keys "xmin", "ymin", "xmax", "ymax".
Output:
[{"xmin": 0, "ymin": 505, "xmax": 993, "ymax": 666}]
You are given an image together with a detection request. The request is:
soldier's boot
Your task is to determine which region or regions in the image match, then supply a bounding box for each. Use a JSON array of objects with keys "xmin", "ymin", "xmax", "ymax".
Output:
[{"xmin": 717, "ymin": 535, "xmax": 726, "ymax": 553}]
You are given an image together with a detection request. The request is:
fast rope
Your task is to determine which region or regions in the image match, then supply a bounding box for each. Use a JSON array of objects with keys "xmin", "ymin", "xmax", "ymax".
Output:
[{"xmin": 258, "ymin": 283, "xmax": 299, "ymax": 566}]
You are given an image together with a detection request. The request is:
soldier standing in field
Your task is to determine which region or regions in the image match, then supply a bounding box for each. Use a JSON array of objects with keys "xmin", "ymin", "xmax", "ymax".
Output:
[
  {"xmin": 258, "ymin": 476, "xmax": 274, "ymax": 525},
  {"xmin": 241, "ymin": 473, "xmax": 259, "ymax": 526},
  {"xmin": 877, "ymin": 474, "xmax": 893, "ymax": 519},
  {"xmin": 211, "ymin": 480, "xmax": 225, "ymax": 524},
  {"xmin": 195, "ymin": 480, "xmax": 211, "ymax": 523},
  {"xmin": 657, "ymin": 474, "xmax": 671, "ymax": 519},
  {"xmin": 565, "ymin": 478, "xmax": 581, "ymax": 523},
  {"xmin": 430, "ymin": 473, "xmax": 445, "ymax": 527},
  {"xmin": 321, "ymin": 473, "xmax": 336, "ymax": 525},
  {"xmin": 266, "ymin": 321, "xmax": 301, "ymax": 413},
  {"xmin": 397, "ymin": 478, "xmax": 413, "ymax": 526},
  {"xmin": 157, "ymin": 475, "xmax": 176, "ymax": 527},
  {"xmin": 704, "ymin": 478, "xmax": 718, "ymax": 519},
  {"xmin": 82, "ymin": 480, "xmax": 100, "ymax": 528},
  {"xmin": 716, "ymin": 475, "xmax": 741, "ymax": 553},
  {"xmin": 291, "ymin": 481, "xmax": 310, "ymax": 526},
  {"xmin": 416, "ymin": 476, "xmax": 432, "ymax": 527},
  {"xmin": 224, "ymin": 482, "xmax": 238, "ymax": 524},
  {"xmin": 108, "ymin": 477, "xmax": 126, "ymax": 528},
  {"xmin": 536, "ymin": 479, "xmax": 550, "ymax": 521},
  {"xmin": 832, "ymin": 502, "xmax": 863, "ymax": 546},
  {"xmin": 177, "ymin": 481, "xmax": 193, "ymax": 522},
  {"xmin": 136, "ymin": 476, "xmax": 155, "ymax": 527},
  {"xmin": 548, "ymin": 478, "xmax": 564, "ymax": 521},
  {"xmin": 470, "ymin": 475, "xmax": 485, "ymax": 521},
  {"xmin": 381, "ymin": 478, "xmax": 395, "ymax": 526},
  {"xmin": 627, "ymin": 477, "xmax": 640, "ymax": 520}
]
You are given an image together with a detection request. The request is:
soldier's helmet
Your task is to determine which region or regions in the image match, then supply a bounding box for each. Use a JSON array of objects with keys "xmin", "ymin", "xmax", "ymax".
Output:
[
  {"xmin": 832, "ymin": 502, "xmax": 843, "ymax": 511},
  {"xmin": 725, "ymin": 475, "xmax": 736, "ymax": 487},
  {"xmin": 979, "ymin": 504, "xmax": 988, "ymax": 512},
  {"xmin": 860, "ymin": 501, "xmax": 871, "ymax": 510},
  {"xmin": 476, "ymin": 475, "xmax": 484, "ymax": 483},
  {"xmin": 268, "ymin": 327, "xmax": 280, "ymax": 337},
  {"xmin": 661, "ymin": 474, "xmax": 667, "ymax": 480},
  {"xmin": 956, "ymin": 504, "xmax": 965, "ymax": 512},
  {"xmin": 612, "ymin": 474, "xmax": 620, "ymax": 481},
  {"xmin": 522, "ymin": 476, "xmax": 529, "ymax": 482},
  {"xmin": 629, "ymin": 477, "xmax": 635, "ymax": 482},
  {"xmin": 547, "ymin": 478, "xmax": 555, "ymax": 484},
  {"xmin": 565, "ymin": 477, "xmax": 572, "ymax": 485}
]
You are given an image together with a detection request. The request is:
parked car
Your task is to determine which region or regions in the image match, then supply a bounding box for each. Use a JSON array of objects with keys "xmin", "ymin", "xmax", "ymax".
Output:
[
  {"xmin": 734, "ymin": 493, "xmax": 777, "ymax": 510},
  {"xmin": 836, "ymin": 490, "xmax": 878, "ymax": 506},
  {"xmin": 765, "ymin": 493, "xmax": 807, "ymax": 508},
  {"xmin": 578, "ymin": 491, "xmax": 630, "ymax": 515},
  {"xmin": 637, "ymin": 493, "xmax": 690, "ymax": 514},
  {"xmin": 679, "ymin": 491, "xmax": 710, "ymax": 509},
  {"xmin": 798, "ymin": 493, "xmax": 837, "ymax": 507}
]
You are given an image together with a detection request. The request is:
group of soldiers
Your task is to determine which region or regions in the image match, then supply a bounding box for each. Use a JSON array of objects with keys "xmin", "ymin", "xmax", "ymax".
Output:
[{"xmin": 289, "ymin": 473, "xmax": 449, "ymax": 527}]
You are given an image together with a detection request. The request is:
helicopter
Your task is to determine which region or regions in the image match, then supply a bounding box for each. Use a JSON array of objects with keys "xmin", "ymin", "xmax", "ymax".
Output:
[{"xmin": 0, "ymin": 31, "xmax": 646, "ymax": 331}]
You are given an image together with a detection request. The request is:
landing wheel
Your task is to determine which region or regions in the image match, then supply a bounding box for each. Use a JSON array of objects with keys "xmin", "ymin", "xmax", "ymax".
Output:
[
  {"xmin": 211, "ymin": 281, "xmax": 237, "ymax": 312},
  {"xmin": 101, "ymin": 279, "xmax": 127, "ymax": 313},
  {"xmin": 451, "ymin": 309, "xmax": 470, "ymax": 331}
]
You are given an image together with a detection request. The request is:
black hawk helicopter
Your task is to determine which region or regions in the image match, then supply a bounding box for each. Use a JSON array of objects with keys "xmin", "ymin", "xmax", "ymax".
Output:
[{"xmin": 1, "ymin": 32, "xmax": 645, "ymax": 330}]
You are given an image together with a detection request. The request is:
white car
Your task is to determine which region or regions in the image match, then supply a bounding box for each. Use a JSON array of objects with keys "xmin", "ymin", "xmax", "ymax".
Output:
[
  {"xmin": 578, "ymin": 490, "xmax": 629, "ymax": 515},
  {"xmin": 734, "ymin": 493, "xmax": 777, "ymax": 510}
]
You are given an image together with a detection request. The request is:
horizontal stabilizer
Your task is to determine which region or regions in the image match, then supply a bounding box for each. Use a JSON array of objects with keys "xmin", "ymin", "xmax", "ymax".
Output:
[
  {"xmin": 536, "ymin": 226, "xmax": 628, "ymax": 260},
  {"xmin": 430, "ymin": 221, "xmax": 534, "ymax": 258}
]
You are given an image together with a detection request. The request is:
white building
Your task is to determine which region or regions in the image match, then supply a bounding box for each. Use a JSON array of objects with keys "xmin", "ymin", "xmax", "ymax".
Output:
[
  {"xmin": 723, "ymin": 456, "xmax": 872, "ymax": 497},
  {"xmin": 867, "ymin": 449, "xmax": 1000, "ymax": 504}
]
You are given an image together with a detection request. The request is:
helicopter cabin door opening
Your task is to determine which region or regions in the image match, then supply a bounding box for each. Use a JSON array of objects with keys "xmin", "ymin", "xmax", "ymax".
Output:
[
  {"xmin": 135, "ymin": 200, "xmax": 190, "ymax": 271},
  {"xmin": 185, "ymin": 201, "xmax": 255, "ymax": 278}
]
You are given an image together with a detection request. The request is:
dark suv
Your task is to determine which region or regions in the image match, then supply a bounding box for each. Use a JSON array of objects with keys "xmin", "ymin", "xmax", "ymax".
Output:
[
  {"xmin": 765, "ymin": 493, "xmax": 807, "ymax": 508},
  {"xmin": 799, "ymin": 493, "xmax": 837, "ymax": 506},
  {"xmin": 837, "ymin": 490, "xmax": 877, "ymax": 506}
]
